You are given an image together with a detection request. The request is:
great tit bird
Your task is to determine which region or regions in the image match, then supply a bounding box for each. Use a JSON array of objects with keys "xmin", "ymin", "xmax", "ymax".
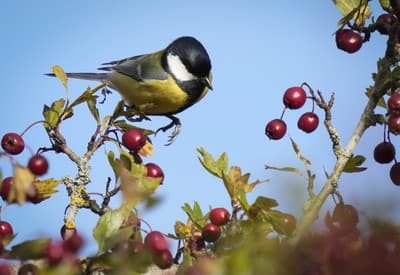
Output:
[{"xmin": 48, "ymin": 36, "xmax": 213, "ymax": 145}]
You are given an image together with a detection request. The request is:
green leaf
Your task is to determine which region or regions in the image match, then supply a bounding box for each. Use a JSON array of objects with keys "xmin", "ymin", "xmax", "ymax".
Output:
[
  {"xmin": 343, "ymin": 154, "xmax": 367, "ymax": 173},
  {"xmin": 42, "ymin": 98, "xmax": 66, "ymax": 130},
  {"xmin": 182, "ymin": 201, "xmax": 205, "ymax": 228},
  {"xmin": 265, "ymin": 165, "xmax": 304, "ymax": 176},
  {"xmin": 93, "ymin": 207, "xmax": 133, "ymax": 253},
  {"xmin": 365, "ymin": 86, "xmax": 386, "ymax": 108},
  {"xmin": 113, "ymin": 120, "xmax": 154, "ymax": 135},
  {"xmin": 197, "ymin": 147, "xmax": 228, "ymax": 178},
  {"xmin": 87, "ymin": 97, "xmax": 100, "ymax": 124},
  {"xmin": 380, "ymin": 0, "xmax": 392, "ymax": 11},
  {"xmin": 52, "ymin": 65, "xmax": 68, "ymax": 90},
  {"xmin": 10, "ymin": 238, "xmax": 51, "ymax": 260},
  {"xmin": 290, "ymin": 138, "xmax": 311, "ymax": 166},
  {"xmin": 333, "ymin": 0, "xmax": 371, "ymax": 26},
  {"xmin": 249, "ymin": 196, "xmax": 279, "ymax": 212}
]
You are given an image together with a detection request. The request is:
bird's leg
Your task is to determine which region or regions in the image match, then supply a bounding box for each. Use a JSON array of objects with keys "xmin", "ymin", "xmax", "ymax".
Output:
[
  {"xmin": 124, "ymin": 105, "xmax": 151, "ymax": 123},
  {"xmin": 155, "ymin": 115, "xmax": 181, "ymax": 145}
]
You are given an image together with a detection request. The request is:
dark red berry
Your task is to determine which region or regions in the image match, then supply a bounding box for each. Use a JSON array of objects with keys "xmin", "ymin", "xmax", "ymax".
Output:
[
  {"xmin": 28, "ymin": 155, "xmax": 48, "ymax": 176},
  {"xmin": 188, "ymin": 235, "xmax": 205, "ymax": 251},
  {"xmin": 201, "ymin": 223, "xmax": 221, "ymax": 242},
  {"xmin": 0, "ymin": 177, "xmax": 12, "ymax": 202},
  {"xmin": 144, "ymin": 231, "xmax": 169, "ymax": 253},
  {"xmin": 1, "ymin": 133, "xmax": 25, "ymax": 155},
  {"xmin": 0, "ymin": 263, "xmax": 11, "ymax": 275},
  {"xmin": 335, "ymin": 29, "xmax": 363, "ymax": 53},
  {"xmin": 63, "ymin": 230, "xmax": 84, "ymax": 253},
  {"xmin": 18, "ymin": 263, "xmax": 39, "ymax": 275},
  {"xmin": 122, "ymin": 128, "xmax": 146, "ymax": 152},
  {"xmin": 374, "ymin": 142, "xmax": 396, "ymax": 164},
  {"xmin": 390, "ymin": 162, "xmax": 400, "ymax": 185},
  {"xmin": 297, "ymin": 112, "xmax": 319, "ymax": 133},
  {"xmin": 265, "ymin": 119, "xmax": 287, "ymax": 140},
  {"xmin": 388, "ymin": 93, "xmax": 400, "ymax": 115},
  {"xmin": 153, "ymin": 249, "xmax": 173, "ymax": 269},
  {"xmin": 0, "ymin": 221, "xmax": 13, "ymax": 238},
  {"xmin": 145, "ymin": 163, "xmax": 164, "ymax": 184},
  {"xmin": 281, "ymin": 214, "xmax": 296, "ymax": 235},
  {"xmin": 388, "ymin": 115, "xmax": 400, "ymax": 135},
  {"xmin": 377, "ymin": 13, "xmax": 396, "ymax": 34},
  {"xmin": 332, "ymin": 203, "xmax": 359, "ymax": 228},
  {"xmin": 209, "ymin": 208, "xmax": 230, "ymax": 226},
  {"xmin": 26, "ymin": 185, "xmax": 44, "ymax": 204},
  {"xmin": 44, "ymin": 241, "xmax": 65, "ymax": 266},
  {"xmin": 60, "ymin": 225, "xmax": 76, "ymax": 240},
  {"xmin": 283, "ymin": 87, "xmax": 307, "ymax": 109}
]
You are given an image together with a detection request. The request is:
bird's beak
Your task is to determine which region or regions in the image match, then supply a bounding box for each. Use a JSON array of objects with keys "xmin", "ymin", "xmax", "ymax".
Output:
[{"xmin": 203, "ymin": 77, "xmax": 213, "ymax": 90}]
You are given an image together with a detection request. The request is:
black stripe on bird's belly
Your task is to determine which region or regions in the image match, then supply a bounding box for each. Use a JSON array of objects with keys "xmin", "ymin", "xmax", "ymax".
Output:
[{"xmin": 172, "ymin": 80, "xmax": 207, "ymax": 114}]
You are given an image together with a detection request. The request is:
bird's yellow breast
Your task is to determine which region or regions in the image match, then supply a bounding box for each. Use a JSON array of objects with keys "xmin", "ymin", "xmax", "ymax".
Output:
[{"xmin": 108, "ymin": 72, "xmax": 190, "ymax": 115}]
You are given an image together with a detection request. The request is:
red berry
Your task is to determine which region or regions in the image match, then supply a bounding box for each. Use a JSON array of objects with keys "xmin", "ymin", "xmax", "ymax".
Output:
[
  {"xmin": 388, "ymin": 93, "xmax": 400, "ymax": 115},
  {"xmin": 17, "ymin": 263, "xmax": 39, "ymax": 275},
  {"xmin": 122, "ymin": 128, "xmax": 146, "ymax": 152},
  {"xmin": 63, "ymin": 230, "xmax": 84, "ymax": 253},
  {"xmin": 145, "ymin": 163, "xmax": 164, "ymax": 184},
  {"xmin": 44, "ymin": 241, "xmax": 65, "ymax": 266},
  {"xmin": 265, "ymin": 119, "xmax": 287, "ymax": 140},
  {"xmin": 144, "ymin": 231, "xmax": 169, "ymax": 253},
  {"xmin": 28, "ymin": 155, "xmax": 48, "ymax": 176},
  {"xmin": 0, "ymin": 263, "xmax": 11, "ymax": 275},
  {"xmin": 297, "ymin": 112, "xmax": 319, "ymax": 133},
  {"xmin": 377, "ymin": 13, "xmax": 396, "ymax": 34},
  {"xmin": 209, "ymin": 208, "xmax": 230, "ymax": 226},
  {"xmin": 26, "ymin": 185, "xmax": 44, "ymax": 204},
  {"xmin": 0, "ymin": 177, "xmax": 12, "ymax": 202},
  {"xmin": 374, "ymin": 142, "xmax": 396, "ymax": 164},
  {"xmin": 188, "ymin": 235, "xmax": 205, "ymax": 251},
  {"xmin": 281, "ymin": 214, "xmax": 296, "ymax": 235},
  {"xmin": 201, "ymin": 223, "xmax": 221, "ymax": 242},
  {"xmin": 1, "ymin": 133, "xmax": 25, "ymax": 155},
  {"xmin": 0, "ymin": 221, "xmax": 13, "ymax": 238},
  {"xmin": 153, "ymin": 249, "xmax": 173, "ymax": 269},
  {"xmin": 335, "ymin": 29, "xmax": 363, "ymax": 53},
  {"xmin": 332, "ymin": 203, "xmax": 359, "ymax": 228},
  {"xmin": 388, "ymin": 115, "xmax": 400, "ymax": 135},
  {"xmin": 283, "ymin": 87, "xmax": 307, "ymax": 109},
  {"xmin": 390, "ymin": 162, "xmax": 400, "ymax": 185}
]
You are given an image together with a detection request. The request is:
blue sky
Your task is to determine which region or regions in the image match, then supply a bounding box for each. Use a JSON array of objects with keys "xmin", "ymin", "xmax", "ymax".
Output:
[{"xmin": 0, "ymin": 1, "xmax": 398, "ymax": 256}]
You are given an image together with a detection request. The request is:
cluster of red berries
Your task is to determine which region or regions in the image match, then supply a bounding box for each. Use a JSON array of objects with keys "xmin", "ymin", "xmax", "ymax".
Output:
[
  {"xmin": 335, "ymin": 13, "xmax": 397, "ymax": 54},
  {"xmin": 201, "ymin": 207, "xmax": 230, "ymax": 243},
  {"xmin": 265, "ymin": 85, "xmax": 319, "ymax": 140},
  {"xmin": 374, "ymin": 92, "xmax": 400, "ymax": 185},
  {"xmin": 121, "ymin": 128, "xmax": 164, "ymax": 184},
  {"xmin": 144, "ymin": 231, "xmax": 173, "ymax": 269}
]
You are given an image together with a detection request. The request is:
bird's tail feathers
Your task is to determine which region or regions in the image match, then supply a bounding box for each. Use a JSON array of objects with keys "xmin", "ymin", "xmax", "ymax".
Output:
[{"xmin": 45, "ymin": 72, "xmax": 109, "ymax": 82}]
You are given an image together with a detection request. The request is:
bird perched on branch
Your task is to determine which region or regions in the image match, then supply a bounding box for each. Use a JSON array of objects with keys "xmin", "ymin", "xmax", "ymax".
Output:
[{"xmin": 47, "ymin": 36, "xmax": 213, "ymax": 145}]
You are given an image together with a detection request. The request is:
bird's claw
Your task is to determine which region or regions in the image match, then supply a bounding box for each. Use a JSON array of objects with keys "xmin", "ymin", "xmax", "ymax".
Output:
[{"xmin": 155, "ymin": 116, "xmax": 181, "ymax": 146}]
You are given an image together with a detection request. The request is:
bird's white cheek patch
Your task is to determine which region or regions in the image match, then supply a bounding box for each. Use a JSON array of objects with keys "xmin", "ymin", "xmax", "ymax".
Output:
[{"xmin": 167, "ymin": 53, "xmax": 195, "ymax": 82}]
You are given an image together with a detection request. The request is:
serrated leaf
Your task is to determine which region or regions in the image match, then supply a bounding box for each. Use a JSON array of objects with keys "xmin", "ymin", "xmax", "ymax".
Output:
[
  {"xmin": 10, "ymin": 238, "xmax": 51, "ymax": 260},
  {"xmin": 35, "ymin": 178, "xmax": 61, "ymax": 198},
  {"xmin": 52, "ymin": 65, "xmax": 68, "ymax": 90},
  {"xmin": 182, "ymin": 201, "xmax": 205, "ymax": 228},
  {"xmin": 197, "ymin": 147, "xmax": 228, "ymax": 178},
  {"xmin": 174, "ymin": 220, "xmax": 197, "ymax": 239},
  {"xmin": 290, "ymin": 138, "xmax": 311, "ymax": 166},
  {"xmin": 43, "ymin": 98, "xmax": 66, "ymax": 130},
  {"xmin": 334, "ymin": 0, "xmax": 371, "ymax": 26},
  {"xmin": 93, "ymin": 207, "xmax": 132, "ymax": 253},
  {"xmin": 343, "ymin": 154, "xmax": 367, "ymax": 173},
  {"xmin": 9, "ymin": 166, "xmax": 35, "ymax": 205}
]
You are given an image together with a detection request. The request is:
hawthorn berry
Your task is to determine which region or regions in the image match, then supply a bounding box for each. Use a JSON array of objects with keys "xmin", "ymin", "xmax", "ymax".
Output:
[
  {"xmin": 209, "ymin": 207, "xmax": 230, "ymax": 226},
  {"xmin": 335, "ymin": 29, "xmax": 363, "ymax": 53},
  {"xmin": 297, "ymin": 112, "xmax": 319, "ymax": 133},
  {"xmin": 0, "ymin": 221, "xmax": 13, "ymax": 238},
  {"xmin": 43, "ymin": 241, "xmax": 65, "ymax": 266},
  {"xmin": 265, "ymin": 119, "xmax": 287, "ymax": 140},
  {"xmin": 1, "ymin": 132, "xmax": 25, "ymax": 155},
  {"xmin": 26, "ymin": 185, "xmax": 44, "ymax": 204},
  {"xmin": 28, "ymin": 155, "xmax": 48, "ymax": 176},
  {"xmin": 374, "ymin": 142, "xmax": 396, "ymax": 164},
  {"xmin": 283, "ymin": 87, "xmax": 307, "ymax": 109},
  {"xmin": 144, "ymin": 231, "xmax": 169, "ymax": 253},
  {"xmin": 376, "ymin": 13, "xmax": 396, "ymax": 34},
  {"xmin": 201, "ymin": 223, "xmax": 221, "ymax": 242},
  {"xmin": 145, "ymin": 163, "xmax": 164, "ymax": 184},
  {"xmin": 63, "ymin": 230, "xmax": 84, "ymax": 253},
  {"xmin": 122, "ymin": 128, "xmax": 146, "ymax": 152},
  {"xmin": 332, "ymin": 203, "xmax": 359, "ymax": 228},
  {"xmin": 18, "ymin": 263, "xmax": 39, "ymax": 275},
  {"xmin": 153, "ymin": 249, "xmax": 173, "ymax": 269},
  {"xmin": 0, "ymin": 263, "xmax": 11, "ymax": 275},
  {"xmin": 0, "ymin": 177, "xmax": 12, "ymax": 202},
  {"xmin": 388, "ymin": 115, "xmax": 400, "ymax": 135},
  {"xmin": 388, "ymin": 93, "xmax": 400, "ymax": 115},
  {"xmin": 188, "ymin": 235, "xmax": 205, "ymax": 251},
  {"xmin": 390, "ymin": 162, "xmax": 400, "ymax": 185}
]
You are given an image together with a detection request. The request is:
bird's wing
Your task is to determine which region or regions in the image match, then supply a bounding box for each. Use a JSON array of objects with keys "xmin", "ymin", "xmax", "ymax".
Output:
[{"xmin": 98, "ymin": 51, "xmax": 168, "ymax": 82}]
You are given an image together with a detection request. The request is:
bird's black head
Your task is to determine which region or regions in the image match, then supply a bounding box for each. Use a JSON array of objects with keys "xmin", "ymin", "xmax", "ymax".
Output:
[{"xmin": 163, "ymin": 36, "xmax": 212, "ymax": 79}]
